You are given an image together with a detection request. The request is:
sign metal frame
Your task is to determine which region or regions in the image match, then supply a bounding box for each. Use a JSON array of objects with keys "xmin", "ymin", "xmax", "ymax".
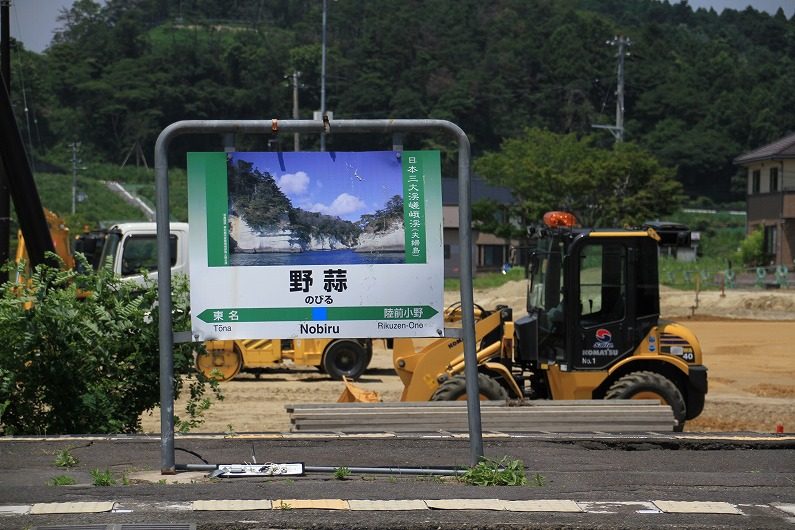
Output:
[{"xmin": 155, "ymin": 119, "xmax": 482, "ymax": 473}]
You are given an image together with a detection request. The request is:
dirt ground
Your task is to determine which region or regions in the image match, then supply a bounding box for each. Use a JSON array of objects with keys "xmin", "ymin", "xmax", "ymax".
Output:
[{"xmin": 140, "ymin": 284, "xmax": 795, "ymax": 434}]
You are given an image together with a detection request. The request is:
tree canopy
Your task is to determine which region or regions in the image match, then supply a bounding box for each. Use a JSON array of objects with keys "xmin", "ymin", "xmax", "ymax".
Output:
[
  {"xmin": 474, "ymin": 128, "xmax": 683, "ymax": 228},
  {"xmin": 8, "ymin": 0, "xmax": 795, "ymax": 202}
]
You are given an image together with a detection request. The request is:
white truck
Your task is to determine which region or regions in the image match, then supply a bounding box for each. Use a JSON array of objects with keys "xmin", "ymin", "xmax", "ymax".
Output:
[
  {"xmin": 98, "ymin": 222, "xmax": 189, "ymax": 284},
  {"xmin": 97, "ymin": 222, "xmax": 373, "ymax": 381}
]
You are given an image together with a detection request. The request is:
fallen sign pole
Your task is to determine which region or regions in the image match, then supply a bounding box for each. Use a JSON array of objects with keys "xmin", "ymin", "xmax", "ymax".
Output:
[{"xmin": 155, "ymin": 118, "xmax": 482, "ymax": 474}]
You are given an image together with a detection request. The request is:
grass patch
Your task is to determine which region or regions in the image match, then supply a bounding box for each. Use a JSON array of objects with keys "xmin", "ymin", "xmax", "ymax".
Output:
[
  {"xmin": 333, "ymin": 466, "xmax": 351, "ymax": 480},
  {"xmin": 459, "ymin": 456, "xmax": 529, "ymax": 486},
  {"xmin": 49, "ymin": 475, "xmax": 76, "ymax": 486},
  {"xmin": 445, "ymin": 267, "xmax": 525, "ymax": 292},
  {"xmin": 90, "ymin": 468, "xmax": 116, "ymax": 487},
  {"xmin": 658, "ymin": 256, "xmax": 733, "ymax": 290},
  {"xmin": 54, "ymin": 449, "xmax": 79, "ymax": 468}
]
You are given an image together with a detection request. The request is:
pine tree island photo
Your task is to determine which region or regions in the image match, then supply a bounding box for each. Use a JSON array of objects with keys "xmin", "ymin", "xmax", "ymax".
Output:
[{"xmin": 226, "ymin": 151, "xmax": 407, "ymax": 266}]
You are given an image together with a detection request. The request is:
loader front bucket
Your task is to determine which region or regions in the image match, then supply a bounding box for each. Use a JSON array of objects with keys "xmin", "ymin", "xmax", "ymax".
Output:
[{"xmin": 338, "ymin": 376, "xmax": 381, "ymax": 403}]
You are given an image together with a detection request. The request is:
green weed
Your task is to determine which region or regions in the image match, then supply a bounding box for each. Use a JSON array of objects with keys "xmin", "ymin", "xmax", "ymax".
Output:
[
  {"xmin": 333, "ymin": 466, "xmax": 351, "ymax": 480},
  {"xmin": 90, "ymin": 468, "xmax": 116, "ymax": 487},
  {"xmin": 54, "ymin": 448, "xmax": 78, "ymax": 468},
  {"xmin": 459, "ymin": 456, "xmax": 528, "ymax": 486},
  {"xmin": 49, "ymin": 475, "xmax": 76, "ymax": 486}
]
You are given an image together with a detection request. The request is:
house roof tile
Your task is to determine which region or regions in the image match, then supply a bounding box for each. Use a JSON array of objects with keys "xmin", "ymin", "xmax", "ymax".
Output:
[
  {"xmin": 734, "ymin": 132, "xmax": 795, "ymax": 164},
  {"xmin": 441, "ymin": 176, "xmax": 515, "ymax": 205}
]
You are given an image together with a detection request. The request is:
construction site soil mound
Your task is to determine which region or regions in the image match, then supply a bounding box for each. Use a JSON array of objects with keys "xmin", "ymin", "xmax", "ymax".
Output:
[{"xmin": 140, "ymin": 286, "xmax": 795, "ymax": 435}]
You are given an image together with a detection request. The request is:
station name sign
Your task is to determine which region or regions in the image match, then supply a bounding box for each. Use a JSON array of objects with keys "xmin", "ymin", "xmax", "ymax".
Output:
[{"xmin": 187, "ymin": 150, "xmax": 444, "ymax": 339}]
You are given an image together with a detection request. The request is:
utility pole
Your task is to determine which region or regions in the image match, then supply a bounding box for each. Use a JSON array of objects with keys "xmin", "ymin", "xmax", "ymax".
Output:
[
  {"xmin": 320, "ymin": 0, "xmax": 327, "ymax": 151},
  {"xmin": 70, "ymin": 142, "xmax": 80, "ymax": 215},
  {"xmin": 292, "ymin": 70, "xmax": 301, "ymax": 151},
  {"xmin": 0, "ymin": 0, "xmax": 10, "ymax": 264},
  {"xmin": 612, "ymin": 35, "xmax": 630, "ymax": 143}
]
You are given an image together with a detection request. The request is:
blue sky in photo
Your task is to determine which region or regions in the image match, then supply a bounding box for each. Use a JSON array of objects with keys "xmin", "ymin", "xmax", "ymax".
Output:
[{"xmin": 229, "ymin": 151, "xmax": 404, "ymax": 222}]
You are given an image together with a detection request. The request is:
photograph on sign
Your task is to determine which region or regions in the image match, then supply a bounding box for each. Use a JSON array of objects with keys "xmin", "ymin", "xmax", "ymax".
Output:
[
  {"xmin": 187, "ymin": 151, "xmax": 443, "ymax": 340},
  {"xmin": 227, "ymin": 152, "xmax": 408, "ymax": 266}
]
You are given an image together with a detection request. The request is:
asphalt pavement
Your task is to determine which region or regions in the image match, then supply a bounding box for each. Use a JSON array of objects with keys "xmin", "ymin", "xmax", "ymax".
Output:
[{"xmin": 0, "ymin": 431, "xmax": 793, "ymax": 529}]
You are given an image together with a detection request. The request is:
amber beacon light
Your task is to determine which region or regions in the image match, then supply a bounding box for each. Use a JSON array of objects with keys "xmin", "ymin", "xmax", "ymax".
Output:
[{"xmin": 543, "ymin": 211, "xmax": 577, "ymax": 228}]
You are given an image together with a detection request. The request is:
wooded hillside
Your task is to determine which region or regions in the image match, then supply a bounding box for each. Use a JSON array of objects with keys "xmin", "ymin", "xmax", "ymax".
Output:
[{"xmin": 9, "ymin": 0, "xmax": 795, "ymax": 202}]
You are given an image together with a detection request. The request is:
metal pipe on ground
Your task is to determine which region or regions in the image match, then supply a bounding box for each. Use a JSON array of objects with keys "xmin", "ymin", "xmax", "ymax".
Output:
[{"xmin": 176, "ymin": 463, "xmax": 466, "ymax": 476}]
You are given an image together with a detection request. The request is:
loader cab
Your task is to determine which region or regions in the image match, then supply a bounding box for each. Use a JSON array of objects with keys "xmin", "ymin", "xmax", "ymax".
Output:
[
  {"xmin": 565, "ymin": 231, "xmax": 660, "ymax": 370},
  {"xmin": 525, "ymin": 212, "xmax": 661, "ymax": 371}
]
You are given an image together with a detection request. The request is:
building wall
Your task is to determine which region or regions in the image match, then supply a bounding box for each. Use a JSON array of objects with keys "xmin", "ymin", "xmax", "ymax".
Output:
[
  {"xmin": 785, "ymin": 219, "xmax": 795, "ymax": 267},
  {"xmin": 442, "ymin": 227, "xmax": 477, "ymax": 278},
  {"xmin": 745, "ymin": 160, "xmax": 795, "ymax": 266},
  {"xmin": 745, "ymin": 160, "xmax": 795, "ymax": 194},
  {"xmin": 747, "ymin": 193, "xmax": 781, "ymax": 222}
]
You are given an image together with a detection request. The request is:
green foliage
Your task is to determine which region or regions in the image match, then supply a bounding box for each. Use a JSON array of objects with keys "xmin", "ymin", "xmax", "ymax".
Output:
[
  {"xmin": 359, "ymin": 195, "xmax": 404, "ymax": 233},
  {"xmin": 333, "ymin": 466, "xmax": 352, "ymax": 480},
  {"xmin": 736, "ymin": 227, "xmax": 766, "ymax": 267},
  {"xmin": 228, "ymin": 159, "xmax": 292, "ymax": 230},
  {"xmin": 0, "ymin": 254, "xmax": 219, "ymax": 435},
  {"xmin": 49, "ymin": 475, "xmax": 77, "ymax": 486},
  {"xmin": 657, "ymin": 208, "xmax": 746, "ymax": 261},
  {"xmin": 54, "ymin": 449, "xmax": 79, "ymax": 468},
  {"xmin": 475, "ymin": 128, "xmax": 683, "ymax": 231},
  {"xmin": 445, "ymin": 266, "xmax": 525, "ymax": 292},
  {"xmin": 658, "ymin": 256, "xmax": 732, "ymax": 290},
  {"xmin": 13, "ymin": 162, "xmax": 189, "ymax": 241},
  {"xmin": 90, "ymin": 468, "xmax": 116, "ymax": 487},
  {"xmin": 10, "ymin": 0, "xmax": 794, "ymax": 205},
  {"xmin": 459, "ymin": 457, "xmax": 529, "ymax": 487}
]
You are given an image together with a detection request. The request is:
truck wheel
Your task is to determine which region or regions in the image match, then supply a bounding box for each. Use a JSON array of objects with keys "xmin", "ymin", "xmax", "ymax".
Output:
[
  {"xmin": 195, "ymin": 346, "xmax": 242, "ymax": 382},
  {"xmin": 322, "ymin": 340, "xmax": 368, "ymax": 380},
  {"xmin": 605, "ymin": 371, "xmax": 687, "ymax": 431},
  {"xmin": 431, "ymin": 373, "xmax": 508, "ymax": 401}
]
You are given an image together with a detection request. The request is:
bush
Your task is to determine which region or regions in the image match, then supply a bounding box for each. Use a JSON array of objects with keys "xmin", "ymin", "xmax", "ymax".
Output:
[
  {"xmin": 0, "ymin": 254, "xmax": 218, "ymax": 435},
  {"xmin": 736, "ymin": 227, "xmax": 765, "ymax": 267}
]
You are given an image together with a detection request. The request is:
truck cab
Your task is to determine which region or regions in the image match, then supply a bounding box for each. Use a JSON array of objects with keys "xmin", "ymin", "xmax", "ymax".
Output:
[{"xmin": 98, "ymin": 222, "xmax": 189, "ymax": 285}]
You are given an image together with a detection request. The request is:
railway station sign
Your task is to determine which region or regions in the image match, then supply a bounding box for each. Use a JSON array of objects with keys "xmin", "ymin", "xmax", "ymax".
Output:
[{"xmin": 187, "ymin": 150, "xmax": 444, "ymax": 339}]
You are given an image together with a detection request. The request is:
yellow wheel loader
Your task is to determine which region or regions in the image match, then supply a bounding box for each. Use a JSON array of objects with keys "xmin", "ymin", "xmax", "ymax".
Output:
[
  {"xmin": 197, "ymin": 337, "xmax": 373, "ymax": 382},
  {"xmin": 391, "ymin": 212, "xmax": 707, "ymax": 431}
]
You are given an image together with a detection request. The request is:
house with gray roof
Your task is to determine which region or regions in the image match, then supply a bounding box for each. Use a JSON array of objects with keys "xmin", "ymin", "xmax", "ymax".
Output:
[
  {"xmin": 734, "ymin": 132, "xmax": 795, "ymax": 266},
  {"xmin": 441, "ymin": 176, "xmax": 519, "ymax": 277}
]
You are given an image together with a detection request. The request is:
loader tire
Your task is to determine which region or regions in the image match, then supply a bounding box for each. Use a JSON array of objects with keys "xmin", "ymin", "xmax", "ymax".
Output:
[
  {"xmin": 322, "ymin": 340, "xmax": 368, "ymax": 380},
  {"xmin": 195, "ymin": 346, "xmax": 242, "ymax": 382},
  {"xmin": 431, "ymin": 373, "xmax": 508, "ymax": 402},
  {"xmin": 605, "ymin": 371, "xmax": 687, "ymax": 432}
]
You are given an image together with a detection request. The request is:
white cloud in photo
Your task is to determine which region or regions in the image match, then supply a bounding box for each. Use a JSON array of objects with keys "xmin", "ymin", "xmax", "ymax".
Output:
[
  {"xmin": 277, "ymin": 171, "xmax": 310, "ymax": 195},
  {"xmin": 305, "ymin": 193, "xmax": 366, "ymax": 218}
]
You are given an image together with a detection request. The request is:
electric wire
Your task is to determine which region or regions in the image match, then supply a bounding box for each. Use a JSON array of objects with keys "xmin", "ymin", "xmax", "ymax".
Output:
[{"xmin": 10, "ymin": 2, "xmax": 36, "ymax": 171}]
